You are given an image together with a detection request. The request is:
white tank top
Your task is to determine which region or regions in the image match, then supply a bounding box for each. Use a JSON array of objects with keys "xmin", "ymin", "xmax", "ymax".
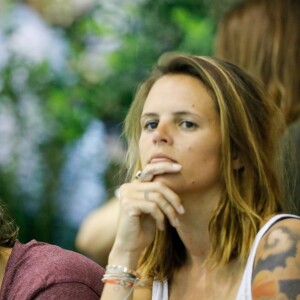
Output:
[{"xmin": 152, "ymin": 214, "xmax": 300, "ymax": 300}]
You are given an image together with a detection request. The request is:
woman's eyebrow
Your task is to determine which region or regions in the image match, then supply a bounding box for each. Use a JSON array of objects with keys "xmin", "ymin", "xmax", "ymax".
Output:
[
  {"xmin": 141, "ymin": 111, "xmax": 197, "ymax": 117},
  {"xmin": 141, "ymin": 111, "xmax": 204, "ymax": 121},
  {"xmin": 140, "ymin": 113, "xmax": 158, "ymax": 121},
  {"xmin": 141, "ymin": 113, "xmax": 158, "ymax": 118},
  {"xmin": 173, "ymin": 111, "xmax": 199, "ymax": 117}
]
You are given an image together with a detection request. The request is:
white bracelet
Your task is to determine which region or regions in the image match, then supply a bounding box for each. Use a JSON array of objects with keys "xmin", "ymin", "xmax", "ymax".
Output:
[{"xmin": 105, "ymin": 264, "xmax": 139, "ymax": 277}]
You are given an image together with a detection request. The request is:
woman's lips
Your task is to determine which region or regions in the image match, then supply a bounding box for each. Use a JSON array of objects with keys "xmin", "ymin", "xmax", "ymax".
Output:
[{"xmin": 150, "ymin": 157, "xmax": 176, "ymax": 163}]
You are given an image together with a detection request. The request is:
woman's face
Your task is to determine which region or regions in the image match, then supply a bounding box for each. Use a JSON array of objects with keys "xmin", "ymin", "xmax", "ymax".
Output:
[{"xmin": 139, "ymin": 74, "xmax": 223, "ymax": 197}]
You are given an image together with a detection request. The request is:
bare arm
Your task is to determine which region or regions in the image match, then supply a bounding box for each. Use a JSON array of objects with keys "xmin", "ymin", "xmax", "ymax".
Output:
[
  {"xmin": 75, "ymin": 197, "xmax": 119, "ymax": 266},
  {"xmin": 100, "ymin": 162, "xmax": 183, "ymax": 300},
  {"xmin": 252, "ymin": 218, "xmax": 300, "ymax": 300}
]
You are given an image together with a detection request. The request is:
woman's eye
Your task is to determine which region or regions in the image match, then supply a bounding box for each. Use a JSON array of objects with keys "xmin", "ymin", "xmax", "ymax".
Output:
[
  {"xmin": 180, "ymin": 121, "xmax": 197, "ymax": 129},
  {"xmin": 144, "ymin": 121, "xmax": 158, "ymax": 130}
]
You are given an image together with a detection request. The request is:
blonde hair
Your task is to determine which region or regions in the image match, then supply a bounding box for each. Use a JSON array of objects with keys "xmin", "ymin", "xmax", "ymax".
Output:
[
  {"xmin": 124, "ymin": 53, "xmax": 284, "ymax": 279},
  {"xmin": 215, "ymin": 0, "xmax": 300, "ymax": 125}
]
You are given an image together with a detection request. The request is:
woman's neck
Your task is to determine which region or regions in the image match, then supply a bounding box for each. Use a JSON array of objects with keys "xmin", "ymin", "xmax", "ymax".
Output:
[
  {"xmin": 0, "ymin": 247, "xmax": 12, "ymax": 288},
  {"xmin": 176, "ymin": 187, "xmax": 222, "ymax": 264}
]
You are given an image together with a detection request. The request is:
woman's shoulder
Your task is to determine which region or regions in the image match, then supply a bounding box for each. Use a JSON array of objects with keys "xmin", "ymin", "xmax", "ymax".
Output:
[
  {"xmin": 259, "ymin": 216, "xmax": 300, "ymax": 251},
  {"xmin": 251, "ymin": 216, "xmax": 300, "ymax": 299},
  {"xmin": 255, "ymin": 215, "xmax": 300, "ymax": 262}
]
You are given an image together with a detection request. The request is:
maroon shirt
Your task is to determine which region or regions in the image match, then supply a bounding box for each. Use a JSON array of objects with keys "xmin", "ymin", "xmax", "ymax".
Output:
[{"xmin": 0, "ymin": 240, "xmax": 104, "ymax": 299}]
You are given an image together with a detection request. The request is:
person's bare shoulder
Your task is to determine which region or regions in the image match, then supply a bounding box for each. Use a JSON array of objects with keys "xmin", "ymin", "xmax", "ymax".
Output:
[{"xmin": 252, "ymin": 218, "xmax": 300, "ymax": 300}]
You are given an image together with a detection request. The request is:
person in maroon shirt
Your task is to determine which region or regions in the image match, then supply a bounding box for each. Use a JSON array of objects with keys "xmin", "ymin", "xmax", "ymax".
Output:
[{"xmin": 0, "ymin": 205, "xmax": 105, "ymax": 299}]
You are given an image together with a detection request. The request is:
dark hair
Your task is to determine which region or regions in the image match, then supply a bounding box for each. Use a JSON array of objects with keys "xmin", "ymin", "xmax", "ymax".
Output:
[{"xmin": 0, "ymin": 204, "xmax": 19, "ymax": 248}]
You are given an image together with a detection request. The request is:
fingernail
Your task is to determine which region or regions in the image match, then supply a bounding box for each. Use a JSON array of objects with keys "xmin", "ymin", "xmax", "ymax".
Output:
[
  {"xmin": 178, "ymin": 205, "xmax": 185, "ymax": 214},
  {"xmin": 172, "ymin": 163, "xmax": 181, "ymax": 170}
]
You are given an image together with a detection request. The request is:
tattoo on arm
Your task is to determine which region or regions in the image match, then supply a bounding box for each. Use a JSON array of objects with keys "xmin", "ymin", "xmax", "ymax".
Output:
[
  {"xmin": 253, "ymin": 226, "xmax": 298, "ymax": 276},
  {"xmin": 279, "ymin": 280, "xmax": 300, "ymax": 299},
  {"xmin": 252, "ymin": 225, "xmax": 300, "ymax": 300}
]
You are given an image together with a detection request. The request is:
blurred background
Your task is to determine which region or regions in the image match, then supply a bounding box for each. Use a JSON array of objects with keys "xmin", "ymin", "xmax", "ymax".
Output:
[{"xmin": 0, "ymin": 0, "xmax": 241, "ymax": 251}]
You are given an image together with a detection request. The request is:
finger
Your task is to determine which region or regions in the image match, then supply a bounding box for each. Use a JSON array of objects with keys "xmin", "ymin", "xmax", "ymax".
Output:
[
  {"xmin": 124, "ymin": 199, "xmax": 166, "ymax": 231},
  {"xmin": 119, "ymin": 185, "xmax": 166, "ymax": 231},
  {"xmin": 135, "ymin": 162, "xmax": 181, "ymax": 182},
  {"xmin": 119, "ymin": 182, "xmax": 184, "ymax": 229},
  {"xmin": 137, "ymin": 182, "xmax": 185, "ymax": 215},
  {"xmin": 143, "ymin": 191, "xmax": 180, "ymax": 227},
  {"xmin": 144, "ymin": 188, "xmax": 184, "ymax": 227}
]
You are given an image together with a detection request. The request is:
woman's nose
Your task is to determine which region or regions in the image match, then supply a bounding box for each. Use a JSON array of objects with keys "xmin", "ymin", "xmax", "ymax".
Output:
[{"xmin": 152, "ymin": 124, "xmax": 173, "ymax": 145}]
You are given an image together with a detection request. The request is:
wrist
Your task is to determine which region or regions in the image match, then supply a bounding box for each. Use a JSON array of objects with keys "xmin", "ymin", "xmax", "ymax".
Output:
[{"xmin": 108, "ymin": 247, "xmax": 141, "ymax": 270}]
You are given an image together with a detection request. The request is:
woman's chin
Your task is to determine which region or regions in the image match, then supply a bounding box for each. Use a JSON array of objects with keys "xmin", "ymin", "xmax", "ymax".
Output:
[{"xmin": 152, "ymin": 174, "xmax": 181, "ymax": 191}]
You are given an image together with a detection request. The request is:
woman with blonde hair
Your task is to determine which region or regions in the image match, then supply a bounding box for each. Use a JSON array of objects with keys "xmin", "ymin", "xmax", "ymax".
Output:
[{"xmin": 99, "ymin": 53, "xmax": 300, "ymax": 300}]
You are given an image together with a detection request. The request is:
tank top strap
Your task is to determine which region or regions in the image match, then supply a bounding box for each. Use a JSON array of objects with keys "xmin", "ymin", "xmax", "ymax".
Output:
[{"xmin": 152, "ymin": 280, "xmax": 168, "ymax": 300}]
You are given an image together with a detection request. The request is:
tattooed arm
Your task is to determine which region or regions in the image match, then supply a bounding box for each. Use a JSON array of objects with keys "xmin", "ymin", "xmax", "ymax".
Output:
[{"xmin": 252, "ymin": 218, "xmax": 300, "ymax": 300}]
